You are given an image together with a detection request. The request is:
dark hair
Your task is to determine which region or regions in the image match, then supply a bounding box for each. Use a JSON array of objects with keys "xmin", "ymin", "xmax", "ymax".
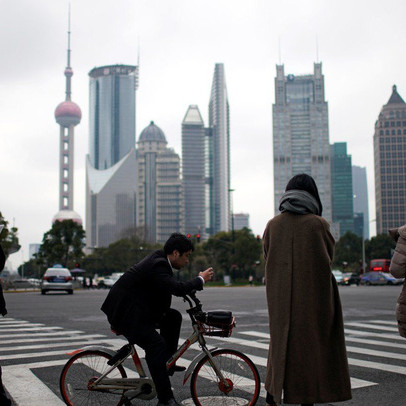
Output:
[
  {"xmin": 285, "ymin": 173, "xmax": 323, "ymax": 215},
  {"xmin": 164, "ymin": 233, "xmax": 194, "ymax": 255}
]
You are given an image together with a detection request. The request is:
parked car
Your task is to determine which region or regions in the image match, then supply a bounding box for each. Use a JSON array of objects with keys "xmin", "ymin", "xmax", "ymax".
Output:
[
  {"xmin": 332, "ymin": 270, "xmax": 344, "ymax": 284},
  {"xmin": 360, "ymin": 272, "xmax": 388, "ymax": 286},
  {"xmin": 41, "ymin": 267, "xmax": 73, "ymax": 295},
  {"xmin": 341, "ymin": 272, "xmax": 361, "ymax": 286},
  {"xmin": 381, "ymin": 273, "xmax": 405, "ymax": 285}
]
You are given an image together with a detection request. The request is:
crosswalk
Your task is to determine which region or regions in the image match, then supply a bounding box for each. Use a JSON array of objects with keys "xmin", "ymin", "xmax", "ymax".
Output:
[{"xmin": 0, "ymin": 317, "xmax": 405, "ymax": 405}]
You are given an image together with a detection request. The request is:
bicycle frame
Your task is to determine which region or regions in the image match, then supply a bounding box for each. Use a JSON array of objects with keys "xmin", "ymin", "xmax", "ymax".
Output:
[{"xmin": 81, "ymin": 293, "xmax": 230, "ymax": 397}]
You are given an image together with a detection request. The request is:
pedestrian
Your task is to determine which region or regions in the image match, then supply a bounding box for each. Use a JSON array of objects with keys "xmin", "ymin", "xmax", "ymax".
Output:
[
  {"xmin": 101, "ymin": 233, "xmax": 214, "ymax": 406},
  {"xmin": 388, "ymin": 225, "xmax": 406, "ymax": 338},
  {"xmin": 0, "ymin": 243, "xmax": 12, "ymax": 405},
  {"xmin": 262, "ymin": 173, "xmax": 352, "ymax": 406}
]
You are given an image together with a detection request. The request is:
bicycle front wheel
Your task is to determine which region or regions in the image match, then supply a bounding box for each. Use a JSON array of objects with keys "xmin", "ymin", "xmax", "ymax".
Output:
[
  {"xmin": 60, "ymin": 350, "xmax": 127, "ymax": 406},
  {"xmin": 190, "ymin": 349, "xmax": 260, "ymax": 406}
]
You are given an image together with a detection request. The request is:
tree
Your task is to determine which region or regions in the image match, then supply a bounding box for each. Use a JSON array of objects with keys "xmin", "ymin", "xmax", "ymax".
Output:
[
  {"xmin": 365, "ymin": 234, "xmax": 395, "ymax": 264},
  {"xmin": 333, "ymin": 231, "xmax": 362, "ymax": 270},
  {"xmin": 0, "ymin": 212, "xmax": 20, "ymax": 257},
  {"xmin": 36, "ymin": 220, "xmax": 85, "ymax": 270},
  {"xmin": 82, "ymin": 233, "xmax": 159, "ymax": 275}
]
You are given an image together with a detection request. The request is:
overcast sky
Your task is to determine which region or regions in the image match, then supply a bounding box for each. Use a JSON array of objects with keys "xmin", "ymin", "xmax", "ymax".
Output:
[{"xmin": 1, "ymin": 0, "xmax": 405, "ymax": 268}]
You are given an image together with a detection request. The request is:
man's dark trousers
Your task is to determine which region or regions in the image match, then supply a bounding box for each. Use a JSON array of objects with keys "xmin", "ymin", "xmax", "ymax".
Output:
[{"xmin": 124, "ymin": 308, "xmax": 182, "ymax": 402}]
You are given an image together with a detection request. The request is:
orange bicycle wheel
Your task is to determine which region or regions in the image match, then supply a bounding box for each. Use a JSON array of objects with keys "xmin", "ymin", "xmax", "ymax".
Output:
[
  {"xmin": 60, "ymin": 350, "xmax": 127, "ymax": 406},
  {"xmin": 190, "ymin": 349, "xmax": 261, "ymax": 405}
]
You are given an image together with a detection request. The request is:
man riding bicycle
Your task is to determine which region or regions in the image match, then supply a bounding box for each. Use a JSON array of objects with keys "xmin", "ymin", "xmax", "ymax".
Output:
[{"xmin": 101, "ymin": 233, "xmax": 214, "ymax": 406}]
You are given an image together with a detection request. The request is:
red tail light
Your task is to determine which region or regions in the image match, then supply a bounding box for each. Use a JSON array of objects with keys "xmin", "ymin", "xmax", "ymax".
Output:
[
  {"xmin": 66, "ymin": 276, "xmax": 72, "ymax": 281},
  {"xmin": 43, "ymin": 276, "xmax": 50, "ymax": 281}
]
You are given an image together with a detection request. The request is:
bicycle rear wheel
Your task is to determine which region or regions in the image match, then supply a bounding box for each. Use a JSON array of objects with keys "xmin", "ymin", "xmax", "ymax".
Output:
[
  {"xmin": 190, "ymin": 349, "xmax": 260, "ymax": 405},
  {"xmin": 60, "ymin": 350, "xmax": 127, "ymax": 406}
]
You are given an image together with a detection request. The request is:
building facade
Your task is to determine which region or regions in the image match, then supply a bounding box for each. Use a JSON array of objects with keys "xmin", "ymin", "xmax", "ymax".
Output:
[
  {"xmin": 352, "ymin": 165, "xmax": 369, "ymax": 239},
  {"xmin": 233, "ymin": 213, "xmax": 250, "ymax": 230},
  {"xmin": 273, "ymin": 63, "xmax": 332, "ymax": 222},
  {"xmin": 182, "ymin": 105, "xmax": 206, "ymax": 237},
  {"xmin": 208, "ymin": 63, "xmax": 231, "ymax": 234},
  {"xmin": 136, "ymin": 122, "xmax": 183, "ymax": 243},
  {"xmin": 374, "ymin": 85, "xmax": 406, "ymax": 234},
  {"xmin": 86, "ymin": 64, "xmax": 138, "ymax": 248},
  {"xmin": 331, "ymin": 143, "xmax": 354, "ymax": 237}
]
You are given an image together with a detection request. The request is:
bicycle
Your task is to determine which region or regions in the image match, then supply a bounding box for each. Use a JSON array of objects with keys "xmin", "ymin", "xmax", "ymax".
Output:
[{"xmin": 59, "ymin": 291, "xmax": 261, "ymax": 405}]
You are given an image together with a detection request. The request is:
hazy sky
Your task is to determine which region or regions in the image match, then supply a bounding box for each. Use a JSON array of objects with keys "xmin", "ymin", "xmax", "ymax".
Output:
[{"xmin": 1, "ymin": 0, "xmax": 406, "ymax": 268}]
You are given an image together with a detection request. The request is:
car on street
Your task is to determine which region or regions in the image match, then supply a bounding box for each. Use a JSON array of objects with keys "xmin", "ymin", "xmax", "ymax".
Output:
[
  {"xmin": 361, "ymin": 272, "xmax": 389, "ymax": 286},
  {"xmin": 41, "ymin": 267, "xmax": 73, "ymax": 295},
  {"xmin": 381, "ymin": 272, "xmax": 405, "ymax": 285},
  {"xmin": 332, "ymin": 270, "xmax": 344, "ymax": 284},
  {"xmin": 341, "ymin": 272, "xmax": 361, "ymax": 286}
]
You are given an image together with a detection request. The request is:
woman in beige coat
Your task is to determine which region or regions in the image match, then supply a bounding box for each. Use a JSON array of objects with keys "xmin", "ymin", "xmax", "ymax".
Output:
[
  {"xmin": 389, "ymin": 225, "xmax": 406, "ymax": 338},
  {"xmin": 263, "ymin": 174, "xmax": 352, "ymax": 406}
]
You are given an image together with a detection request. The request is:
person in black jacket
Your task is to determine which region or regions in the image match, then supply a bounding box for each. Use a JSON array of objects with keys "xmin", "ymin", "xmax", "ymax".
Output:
[
  {"xmin": 0, "ymin": 244, "xmax": 12, "ymax": 405},
  {"xmin": 101, "ymin": 233, "xmax": 214, "ymax": 406}
]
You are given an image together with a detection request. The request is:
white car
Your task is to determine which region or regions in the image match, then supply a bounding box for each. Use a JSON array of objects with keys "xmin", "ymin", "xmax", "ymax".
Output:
[
  {"xmin": 41, "ymin": 267, "xmax": 73, "ymax": 295},
  {"xmin": 332, "ymin": 270, "xmax": 344, "ymax": 284}
]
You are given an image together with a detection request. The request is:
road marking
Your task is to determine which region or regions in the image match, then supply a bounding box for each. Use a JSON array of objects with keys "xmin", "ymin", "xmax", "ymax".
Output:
[
  {"xmin": 0, "ymin": 334, "xmax": 105, "ymax": 345},
  {"xmin": 0, "ymin": 339, "xmax": 118, "ymax": 352},
  {"xmin": 0, "ymin": 330, "xmax": 84, "ymax": 339},
  {"xmin": 345, "ymin": 322, "xmax": 398, "ymax": 332},
  {"xmin": 367, "ymin": 320, "xmax": 398, "ymax": 326},
  {"xmin": 345, "ymin": 328, "xmax": 401, "ymax": 340},
  {"xmin": 2, "ymin": 364, "xmax": 65, "ymax": 405},
  {"xmin": 346, "ymin": 346, "xmax": 406, "ymax": 360},
  {"xmin": 348, "ymin": 358, "xmax": 406, "ymax": 375},
  {"xmin": 0, "ymin": 326, "xmax": 63, "ymax": 332},
  {"xmin": 345, "ymin": 336, "xmax": 406, "ymax": 350},
  {"xmin": 0, "ymin": 323, "xmax": 45, "ymax": 328}
]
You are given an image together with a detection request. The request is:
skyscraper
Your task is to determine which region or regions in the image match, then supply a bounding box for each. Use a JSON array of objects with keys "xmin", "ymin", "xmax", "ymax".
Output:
[
  {"xmin": 374, "ymin": 85, "xmax": 406, "ymax": 234},
  {"xmin": 136, "ymin": 122, "xmax": 183, "ymax": 243},
  {"xmin": 208, "ymin": 63, "xmax": 231, "ymax": 234},
  {"xmin": 53, "ymin": 14, "xmax": 82, "ymax": 224},
  {"xmin": 352, "ymin": 165, "xmax": 369, "ymax": 239},
  {"xmin": 330, "ymin": 143, "xmax": 354, "ymax": 236},
  {"xmin": 182, "ymin": 105, "xmax": 206, "ymax": 237},
  {"xmin": 273, "ymin": 63, "xmax": 332, "ymax": 222},
  {"xmin": 86, "ymin": 64, "xmax": 138, "ymax": 248}
]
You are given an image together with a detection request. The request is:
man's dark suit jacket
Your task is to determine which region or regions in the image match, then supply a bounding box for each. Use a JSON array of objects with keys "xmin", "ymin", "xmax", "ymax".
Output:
[{"xmin": 101, "ymin": 250, "xmax": 203, "ymax": 336}]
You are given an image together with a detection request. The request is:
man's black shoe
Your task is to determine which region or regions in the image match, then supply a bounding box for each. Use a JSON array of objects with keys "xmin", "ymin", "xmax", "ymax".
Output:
[
  {"xmin": 156, "ymin": 398, "xmax": 180, "ymax": 406},
  {"xmin": 167, "ymin": 365, "xmax": 186, "ymax": 376}
]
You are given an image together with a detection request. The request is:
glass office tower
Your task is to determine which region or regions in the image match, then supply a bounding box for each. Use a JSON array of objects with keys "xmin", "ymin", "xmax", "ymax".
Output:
[
  {"xmin": 182, "ymin": 105, "xmax": 206, "ymax": 237},
  {"xmin": 208, "ymin": 63, "xmax": 231, "ymax": 234},
  {"xmin": 374, "ymin": 85, "xmax": 406, "ymax": 234},
  {"xmin": 273, "ymin": 63, "xmax": 332, "ymax": 222},
  {"xmin": 331, "ymin": 142, "xmax": 354, "ymax": 236},
  {"xmin": 86, "ymin": 65, "xmax": 138, "ymax": 248},
  {"xmin": 352, "ymin": 165, "xmax": 369, "ymax": 239}
]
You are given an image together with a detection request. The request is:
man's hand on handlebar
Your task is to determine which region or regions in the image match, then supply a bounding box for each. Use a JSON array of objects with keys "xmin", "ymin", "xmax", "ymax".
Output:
[{"xmin": 199, "ymin": 267, "xmax": 214, "ymax": 283}]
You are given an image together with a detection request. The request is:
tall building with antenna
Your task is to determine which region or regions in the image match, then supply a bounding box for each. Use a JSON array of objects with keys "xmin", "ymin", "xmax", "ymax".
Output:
[
  {"xmin": 53, "ymin": 10, "xmax": 82, "ymax": 224},
  {"xmin": 273, "ymin": 63, "xmax": 332, "ymax": 223}
]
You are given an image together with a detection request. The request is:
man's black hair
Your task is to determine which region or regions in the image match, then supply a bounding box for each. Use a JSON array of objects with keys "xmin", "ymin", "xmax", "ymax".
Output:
[
  {"xmin": 285, "ymin": 173, "xmax": 323, "ymax": 216},
  {"xmin": 164, "ymin": 233, "xmax": 194, "ymax": 255}
]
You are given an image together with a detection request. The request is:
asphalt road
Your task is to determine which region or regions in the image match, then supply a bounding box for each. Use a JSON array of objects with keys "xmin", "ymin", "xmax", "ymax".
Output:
[{"xmin": 0, "ymin": 285, "xmax": 405, "ymax": 405}]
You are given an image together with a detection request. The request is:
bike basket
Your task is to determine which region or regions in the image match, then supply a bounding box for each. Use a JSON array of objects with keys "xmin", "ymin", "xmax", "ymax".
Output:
[{"xmin": 197, "ymin": 311, "xmax": 235, "ymax": 337}]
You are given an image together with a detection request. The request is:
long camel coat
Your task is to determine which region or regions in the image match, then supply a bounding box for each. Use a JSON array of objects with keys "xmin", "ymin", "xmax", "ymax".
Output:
[
  {"xmin": 389, "ymin": 225, "xmax": 406, "ymax": 338},
  {"xmin": 263, "ymin": 212, "xmax": 352, "ymax": 404}
]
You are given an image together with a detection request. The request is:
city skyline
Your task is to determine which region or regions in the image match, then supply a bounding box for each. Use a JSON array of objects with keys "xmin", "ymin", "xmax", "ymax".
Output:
[{"xmin": 1, "ymin": 0, "xmax": 406, "ymax": 267}]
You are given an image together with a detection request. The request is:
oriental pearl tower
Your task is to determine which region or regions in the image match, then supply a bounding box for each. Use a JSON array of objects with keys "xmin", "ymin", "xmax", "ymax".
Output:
[{"xmin": 53, "ymin": 13, "xmax": 82, "ymax": 225}]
